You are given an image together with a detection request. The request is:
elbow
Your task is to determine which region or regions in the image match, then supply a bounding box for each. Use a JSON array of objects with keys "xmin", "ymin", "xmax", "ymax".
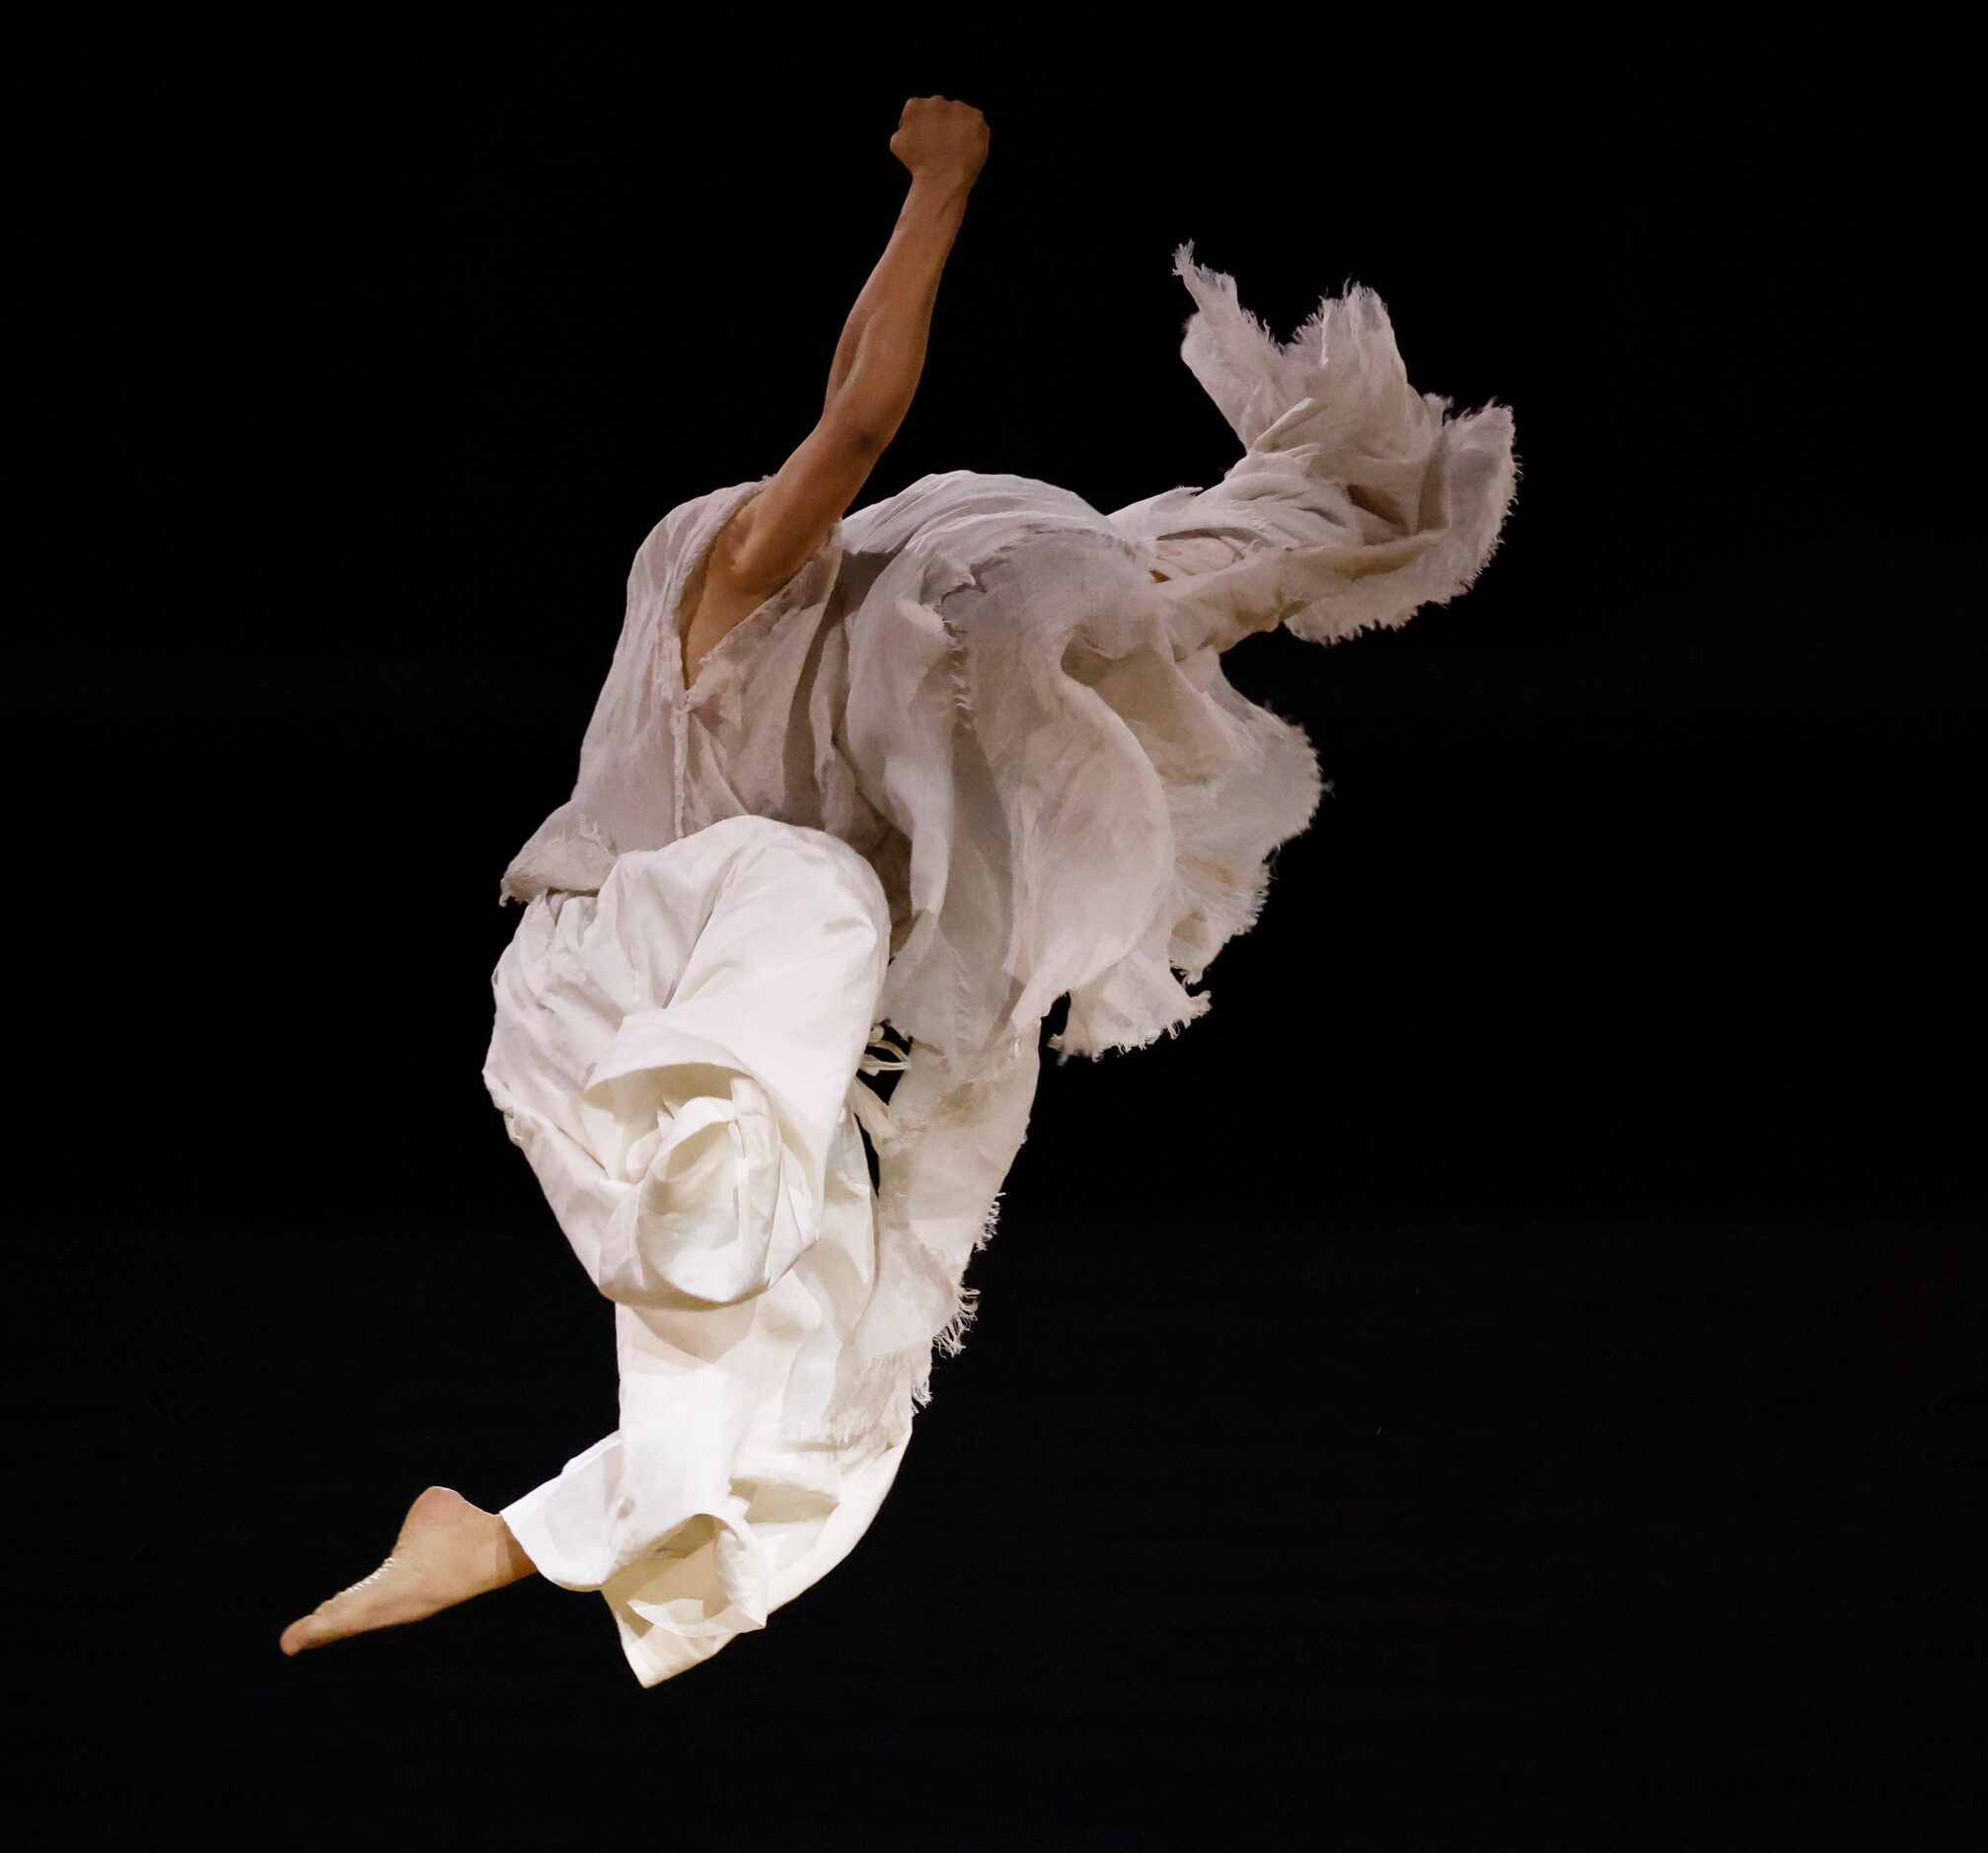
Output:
[{"xmin": 822, "ymin": 400, "xmax": 898, "ymax": 460}]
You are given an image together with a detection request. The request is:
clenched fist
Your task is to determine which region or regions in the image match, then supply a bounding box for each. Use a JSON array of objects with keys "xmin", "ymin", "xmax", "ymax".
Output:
[{"xmin": 889, "ymin": 96, "xmax": 990, "ymax": 187}]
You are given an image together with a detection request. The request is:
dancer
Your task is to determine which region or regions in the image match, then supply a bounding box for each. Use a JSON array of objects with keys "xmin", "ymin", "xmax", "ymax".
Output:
[{"xmin": 280, "ymin": 95, "xmax": 1518, "ymax": 1685}]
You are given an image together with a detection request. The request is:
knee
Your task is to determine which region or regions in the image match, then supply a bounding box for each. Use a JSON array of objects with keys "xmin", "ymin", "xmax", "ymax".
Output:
[{"xmin": 728, "ymin": 819, "xmax": 889, "ymax": 924}]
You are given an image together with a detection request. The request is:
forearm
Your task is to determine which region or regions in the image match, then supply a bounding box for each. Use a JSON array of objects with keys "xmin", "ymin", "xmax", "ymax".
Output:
[{"xmin": 822, "ymin": 171, "xmax": 974, "ymax": 444}]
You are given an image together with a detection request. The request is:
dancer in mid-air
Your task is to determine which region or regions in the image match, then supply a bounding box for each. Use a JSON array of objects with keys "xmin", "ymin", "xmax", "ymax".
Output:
[{"xmin": 280, "ymin": 95, "xmax": 1517, "ymax": 1686}]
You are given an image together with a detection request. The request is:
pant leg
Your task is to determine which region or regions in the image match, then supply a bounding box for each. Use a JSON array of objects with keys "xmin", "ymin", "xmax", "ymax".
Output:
[{"xmin": 483, "ymin": 815, "xmax": 902, "ymax": 1681}]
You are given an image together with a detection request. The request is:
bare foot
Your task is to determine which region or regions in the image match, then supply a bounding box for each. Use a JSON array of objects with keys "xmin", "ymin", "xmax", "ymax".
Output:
[{"xmin": 279, "ymin": 1485, "xmax": 539, "ymax": 1657}]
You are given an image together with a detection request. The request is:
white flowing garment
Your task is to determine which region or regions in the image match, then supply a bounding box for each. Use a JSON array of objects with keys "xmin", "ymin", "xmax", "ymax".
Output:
[{"xmin": 486, "ymin": 244, "xmax": 1519, "ymax": 1686}]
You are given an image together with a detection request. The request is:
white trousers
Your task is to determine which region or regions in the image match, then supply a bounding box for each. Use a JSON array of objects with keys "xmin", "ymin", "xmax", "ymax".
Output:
[{"xmin": 482, "ymin": 814, "xmax": 910, "ymax": 1687}]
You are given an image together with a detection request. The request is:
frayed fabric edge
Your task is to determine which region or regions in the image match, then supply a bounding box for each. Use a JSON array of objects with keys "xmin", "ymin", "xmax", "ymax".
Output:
[
  {"xmin": 822, "ymin": 1126, "xmax": 1013, "ymax": 1434},
  {"xmin": 1049, "ymin": 982, "xmax": 1215, "ymax": 1067},
  {"xmin": 929, "ymin": 1183, "xmax": 1004, "ymax": 1361}
]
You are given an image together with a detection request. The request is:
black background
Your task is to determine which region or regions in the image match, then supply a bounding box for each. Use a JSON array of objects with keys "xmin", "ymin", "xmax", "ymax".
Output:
[{"xmin": 16, "ymin": 11, "xmax": 1981, "ymax": 1846}]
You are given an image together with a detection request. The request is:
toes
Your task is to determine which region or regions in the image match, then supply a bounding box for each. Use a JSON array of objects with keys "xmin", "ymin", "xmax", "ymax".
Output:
[
  {"xmin": 278, "ymin": 1553, "xmax": 431, "ymax": 1659},
  {"xmin": 279, "ymin": 1577, "xmax": 376, "ymax": 1657},
  {"xmin": 279, "ymin": 1612, "xmax": 332, "ymax": 1656}
]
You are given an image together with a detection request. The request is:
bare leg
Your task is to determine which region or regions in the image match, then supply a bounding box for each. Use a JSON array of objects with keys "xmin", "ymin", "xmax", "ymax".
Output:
[{"xmin": 278, "ymin": 1486, "xmax": 540, "ymax": 1657}]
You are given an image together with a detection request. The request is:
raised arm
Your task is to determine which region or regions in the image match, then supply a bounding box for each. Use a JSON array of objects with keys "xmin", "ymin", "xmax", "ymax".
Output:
[{"xmin": 714, "ymin": 97, "xmax": 990, "ymax": 605}]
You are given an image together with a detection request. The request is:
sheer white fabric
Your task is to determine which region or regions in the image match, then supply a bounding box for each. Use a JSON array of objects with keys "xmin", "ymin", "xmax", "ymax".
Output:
[{"xmin": 485, "ymin": 244, "xmax": 1519, "ymax": 1684}]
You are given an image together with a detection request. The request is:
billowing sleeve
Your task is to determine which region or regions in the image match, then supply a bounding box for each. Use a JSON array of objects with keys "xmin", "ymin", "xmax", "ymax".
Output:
[
  {"xmin": 832, "ymin": 249, "xmax": 1518, "ymax": 1080},
  {"xmin": 1107, "ymin": 241, "xmax": 1519, "ymax": 658}
]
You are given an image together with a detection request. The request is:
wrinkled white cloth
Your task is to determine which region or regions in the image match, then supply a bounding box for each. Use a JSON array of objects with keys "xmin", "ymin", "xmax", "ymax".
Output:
[
  {"xmin": 486, "ymin": 243, "xmax": 1519, "ymax": 1685},
  {"xmin": 487, "ymin": 816, "xmax": 907, "ymax": 1686}
]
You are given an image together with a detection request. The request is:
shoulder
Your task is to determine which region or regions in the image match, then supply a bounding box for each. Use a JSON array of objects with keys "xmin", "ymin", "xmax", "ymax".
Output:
[{"xmin": 626, "ymin": 479, "xmax": 772, "ymax": 603}]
